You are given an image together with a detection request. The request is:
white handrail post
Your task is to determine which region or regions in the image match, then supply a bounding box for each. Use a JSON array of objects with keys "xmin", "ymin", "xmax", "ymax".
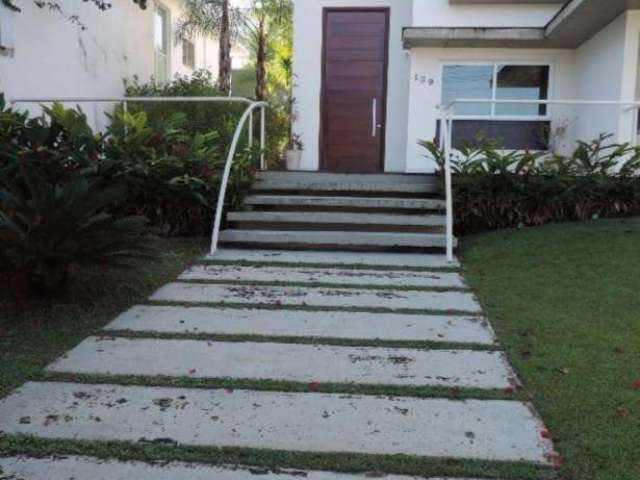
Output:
[
  {"xmin": 210, "ymin": 101, "xmax": 268, "ymax": 255},
  {"xmin": 122, "ymin": 100, "xmax": 128, "ymax": 137},
  {"xmin": 444, "ymin": 108, "xmax": 455, "ymax": 263},
  {"xmin": 260, "ymin": 105, "xmax": 266, "ymax": 170},
  {"xmin": 248, "ymin": 109, "xmax": 254, "ymax": 148}
]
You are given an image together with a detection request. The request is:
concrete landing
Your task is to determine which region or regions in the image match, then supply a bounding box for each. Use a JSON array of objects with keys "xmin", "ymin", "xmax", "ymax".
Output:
[
  {"xmin": 150, "ymin": 283, "xmax": 482, "ymax": 313},
  {"xmin": 207, "ymin": 249, "xmax": 460, "ymax": 268},
  {"xmin": 48, "ymin": 338, "xmax": 515, "ymax": 389},
  {"xmin": 106, "ymin": 306, "xmax": 496, "ymax": 345},
  {"xmin": 179, "ymin": 265, "xmax": 467, "ymax": 289},
  {"xmin": 0, "ymin": 382, "xmax": 554, "ymax": 464}
]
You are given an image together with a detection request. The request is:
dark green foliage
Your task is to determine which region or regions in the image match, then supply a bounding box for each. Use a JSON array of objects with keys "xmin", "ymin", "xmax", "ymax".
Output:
[
  {"xmin": 124, "ymin": 70, "xmax": 248, "ymax": 158},
  {"xmin": 103, "ymin": 108, "xmax": 256, "ymax": 235},
  {"xmin": 0, "ymin": 171, "xmax": 153, "ymax": 294},
  {"xmin": 420, "ymin": 134, "xmax": 640, "ymax": 234}
]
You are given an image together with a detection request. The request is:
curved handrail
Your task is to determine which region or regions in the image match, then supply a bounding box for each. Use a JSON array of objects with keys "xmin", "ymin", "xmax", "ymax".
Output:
[{"xmin": 210, "ymin": 101, "xmax": 268, "ymax": 255}]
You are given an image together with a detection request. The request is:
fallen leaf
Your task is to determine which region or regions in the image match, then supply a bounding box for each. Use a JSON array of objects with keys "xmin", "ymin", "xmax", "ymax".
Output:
[
  {"xmin": 633, "ymin": 379, "xmax": 640, "ymax": 390},
  {"xmin": 309, "ymin": 382, "xmax": 321, "ymax": 392},
  {"xmin": 504, "ymin": 387, "xmax": 515, "ymax": 396},
  {"xmin": 541, "ymin": 430, "xmax": 554, "ymax": 439},
  {"xmin": 617, "ymin": 406, "xmax": 630, "ymax": 418},
  {"xmin": 188, "ymin": 369, "xmax": 197, "ymax": 375},
  {"xmin": 558, "ymin": 367, "xmax": 570, "ymax": 376},
  {"xmin": 614, "ymin": 346, "xmax": 625, "ymax": 354},
  {"xmin": 547, "ymin": 453, "xmax": 563, "ymax": 468}
]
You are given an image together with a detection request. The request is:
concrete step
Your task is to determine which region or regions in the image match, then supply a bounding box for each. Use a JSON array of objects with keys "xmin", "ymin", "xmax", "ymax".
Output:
[
  {"xmin": 179, "ymin": 264, "xmax": 466, "ymax": 289},
  {"xmin": 254, "ymin": 172, "xmax": 438, "ymax": 195},
  {"xmin": 107, "ymin": 306, "xmax": 496, "ymax": 345},
  {"xmin": 228, "ymin": 212, "xmax": 446, "ymax": 230},
  {"xmin": 244, "ymin": 195, "xmax": 446, "ymax": 212},
  {"xmin": 0, "ymin": 382, "xmax": 555, "ymax": 463},
  {"xmin": 206, "ymin": 249, "xmax": 460, "ymax": 268},
  {"xmin": 0, "ymin": 456, "xmax": 462, "ymax": 480},
  {"xmin": 218, "ymin": 230, "xmax": 456, "ymax": 251},
  {"xmin": 149, "ymin": 283, "xmax": 482, "ymax": 313},
  {"xmin": 48, "ymin": 337, "xmax": 517, "ymax": 389}
]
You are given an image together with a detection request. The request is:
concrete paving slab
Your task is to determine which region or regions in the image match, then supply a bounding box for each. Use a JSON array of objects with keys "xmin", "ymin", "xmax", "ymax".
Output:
[
  {"xmin": 206, "ymin": 249, "xmax": 460, "ymax": 268},
  {"xmin": 106, "ymin": 306, "xmax": 496, "ymax": 345},
  {"xmin": 0, "ymin": 456, "xmax": 445, "ymax": 480},
  {"xmin": 48, "ymin": 338, "xmax": 515, "ymax": 389},
  {"xmin": 0, "ymin": 382, "xmax": 555, "ymax": 464},
  {"xmin": 228, "ymin": 211, "xmax": 447, "ymax": 227},
  {"xmin": 149, "ymin": 283, "xmax": 482, "ymax": 313},
  {"xmin": 179, "ymin": 264, "xmax": 467, "ymax": 289}
]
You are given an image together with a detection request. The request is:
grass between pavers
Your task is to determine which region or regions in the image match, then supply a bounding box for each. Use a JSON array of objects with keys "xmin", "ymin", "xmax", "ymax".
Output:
[
  {"xmin": 177, "ymin": 278, "xmax": 471, "ymax": 293},
  {"xmin": 0, "ymin": 435, "xmax": 555, "ymax": 480},
  {"xmin": 37, "ymin": 371, "xmax": 522, "ymax": 401},
  {"xmin": 104, "ymin": 329, "xmax": 497, "ymax": 351},
  {"xmin": 0, "ymin": 238, "xmax": 207, "ymax": 400},
  {"xmin": 460, "ymin": 218, "xmax": 640, "ymax": 480},
  {"xmin": 198, "ymin": 259, "xmax": 462, "ymax": 273},
  {"xmin": 146, "ymin": 300, "xmax": 483, "ymax": 317}
]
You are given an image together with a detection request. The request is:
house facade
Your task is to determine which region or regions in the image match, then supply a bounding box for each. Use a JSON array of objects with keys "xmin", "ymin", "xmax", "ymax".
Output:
[
  {"xmin": 0, "ymin": 0, "xmax": 219, "ymax": 129},
  {"xmin": 292, "ymin": 0, "xmax": 640, "ymax": 173}
]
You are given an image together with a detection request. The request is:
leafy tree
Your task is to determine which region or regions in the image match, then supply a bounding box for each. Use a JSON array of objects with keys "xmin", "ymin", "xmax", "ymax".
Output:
[
  {"xmin": 177, "ymin": 0, "xmax": 243, "ymax": 95},
  {"xmin": 243, "ymin": 0, "xmax": 292, "ymax": 100}
]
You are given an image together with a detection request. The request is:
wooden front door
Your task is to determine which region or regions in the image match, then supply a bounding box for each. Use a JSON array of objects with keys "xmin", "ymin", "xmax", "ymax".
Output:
[{"xmin": 320, "ymin": 8, "xmax": 389, "ymax": 173}]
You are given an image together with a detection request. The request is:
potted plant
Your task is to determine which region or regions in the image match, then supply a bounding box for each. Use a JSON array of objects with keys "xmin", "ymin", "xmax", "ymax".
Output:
[{"xmin": 285, "ymin": 134, "xmax": 304, "ymax": 171}]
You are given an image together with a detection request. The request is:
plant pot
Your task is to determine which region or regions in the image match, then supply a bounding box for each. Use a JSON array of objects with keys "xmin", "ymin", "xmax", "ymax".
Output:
[{"xmin": 285, "ymin": 149, "xmax": 303, "ymax": 171}]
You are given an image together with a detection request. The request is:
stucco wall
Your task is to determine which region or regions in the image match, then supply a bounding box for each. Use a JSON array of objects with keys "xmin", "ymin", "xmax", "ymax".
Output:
[
  {"xmin": 292, "ymin": 0, "xmax": 413, "ymax": 172},
  {"xmin": 0, "ymin": 0, "xmax": 218, "ymax": 131},
  {"xmin": 412, "ymin": 0, "xmax": 559, "ymax": 28}
]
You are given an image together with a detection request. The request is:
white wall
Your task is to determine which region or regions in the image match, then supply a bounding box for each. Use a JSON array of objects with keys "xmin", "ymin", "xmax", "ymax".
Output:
[
  {"xmin": 412, "ymin": 0, "xmax": 559, "ymax": 28},
  {"xmin": 0, "ymin": 0, "xmax": 218, "ymax": 131},
  {"xmin": 292, "ymin": 0, "xmax": 413, "ymax": 172},
  {"xmin": 571, "ymin": 12, "xmax": 629, "ymax": 144}
]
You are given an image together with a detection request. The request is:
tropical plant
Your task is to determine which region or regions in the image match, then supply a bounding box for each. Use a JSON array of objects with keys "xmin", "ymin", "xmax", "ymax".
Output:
[
  {"xmin": 420, "ymin": 134, "xmax": 640, "ymax": 233},
  {"xmin": 0, "ymin": 171, "xmax": 153, "ymax": 294}
]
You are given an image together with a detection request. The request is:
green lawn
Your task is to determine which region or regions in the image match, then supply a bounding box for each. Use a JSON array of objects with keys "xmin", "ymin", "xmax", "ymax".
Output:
[
  {"xmin": 461, "ymin": 218, "xmax": 640, "ymax": 480},
  {"xmin": 0, "ymin": 238, "xmax": 206, "ymax": 399}
]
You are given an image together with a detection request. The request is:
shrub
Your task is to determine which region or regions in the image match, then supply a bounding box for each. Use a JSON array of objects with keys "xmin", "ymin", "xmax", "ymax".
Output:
[
  {"xmin": 0, "ymin": 170, "xmax": 153, "ymax": 294},
  {"xmin": 124, "ymin": 70, "xmax": 248, "ymax": 159},
  {"xmin": 420, "ymin": 134, "xmax": 640, "ymax": 234},
  {"xmin": 103, "ymin": 109, "xmax": 257, "ymax": 236}
]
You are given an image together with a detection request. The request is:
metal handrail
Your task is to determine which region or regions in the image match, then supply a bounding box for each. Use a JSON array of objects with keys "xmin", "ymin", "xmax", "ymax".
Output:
[
  {"xmin": 10, "ymin": 95, "xmax": 269, "ymax": 256},
  {"xmin": 438, "ymin": 97, "xmax": 640, "ymax": 263},
  {"xmin": 210, "ymin": 101, "xmax": 268, "ymax": 255}
]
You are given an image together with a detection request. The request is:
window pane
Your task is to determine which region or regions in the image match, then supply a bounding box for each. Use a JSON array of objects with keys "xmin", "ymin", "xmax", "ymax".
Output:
[
  {"xmin": 442, "ymin": 65, "xmax": 493, "ymax": 116},
  {"xmin": 154, "ymin": 8, "xmax": 168, "ymax": 54},
  {"xmin": 495, "ymin": 65, "xmax": 549, "ymax": 116}
]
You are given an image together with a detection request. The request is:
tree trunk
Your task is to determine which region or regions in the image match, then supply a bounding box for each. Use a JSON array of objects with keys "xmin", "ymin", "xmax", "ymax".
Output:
[
  {"xmin": 255, "ymin": 18, "xmax": 267, "ymax": 101},
  {"xmin": 217, "ymin": 0, "xmax": 232, "ymax": 95}
]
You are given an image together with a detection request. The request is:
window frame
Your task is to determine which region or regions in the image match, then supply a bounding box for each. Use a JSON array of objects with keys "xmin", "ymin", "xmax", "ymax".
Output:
[
  {"xmin": 154, "ymin": 1, "xmax": 171, "ymax": 83},
  {"xmin": 182, "ymin": 37, "xmax": 196, "ymax": 69},
  {"xmin": 440, "ymin": 61, "xmax": 554, "ymax": 122}
]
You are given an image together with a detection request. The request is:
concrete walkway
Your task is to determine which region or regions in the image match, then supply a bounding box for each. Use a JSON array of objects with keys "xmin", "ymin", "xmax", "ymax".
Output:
[{"xmin": 0, "ymin": 249, "xmax": 555, "ymax": 479}]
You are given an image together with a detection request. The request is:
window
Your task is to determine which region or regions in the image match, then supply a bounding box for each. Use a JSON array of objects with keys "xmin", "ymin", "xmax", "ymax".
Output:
[
  {"xmin": 0, "ymin": 2, "xmax": 16, "ymax": 53},
  {"xmin": 182, "ymin": 38, "xmax": 195, "ymax": 69},
  {"xmin": 154, "ymin": 4, "xmax": 170, "ymax": 83},
  {"xmin": 442, "ymin": 63, "xmax": 550, "ymax": 118}
]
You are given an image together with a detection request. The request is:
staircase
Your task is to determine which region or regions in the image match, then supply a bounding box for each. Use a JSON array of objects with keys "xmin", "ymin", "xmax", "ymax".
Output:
[{"xmin": 219, "ymin": 171, "xmax": 456, "ymax": 252}]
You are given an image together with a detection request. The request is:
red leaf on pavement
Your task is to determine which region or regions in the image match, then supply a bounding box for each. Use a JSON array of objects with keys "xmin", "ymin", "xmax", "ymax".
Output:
[
  {"xmin": 309, "ymin": 382, "xmax": 321, "ymax": 392},
  {"xmin": 188, "ymin": 369, "xmax": 197, "ymax": 375},
  {"xmin": 547, "ymin": 453, "xmax": 563, "ymax": 468},
  {"xmin": 541, "ymin": 430, "xmax": 553, "ymax": 439},
  {"xmin": 504, "ymin": 387, "xmax": 515, "ymax": 396}
]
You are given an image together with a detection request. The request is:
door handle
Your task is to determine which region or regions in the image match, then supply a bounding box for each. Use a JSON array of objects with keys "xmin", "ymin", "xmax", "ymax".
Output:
[{"xmin": 372, "ymin": 97, "xmax": 377, "ymax": 137}]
